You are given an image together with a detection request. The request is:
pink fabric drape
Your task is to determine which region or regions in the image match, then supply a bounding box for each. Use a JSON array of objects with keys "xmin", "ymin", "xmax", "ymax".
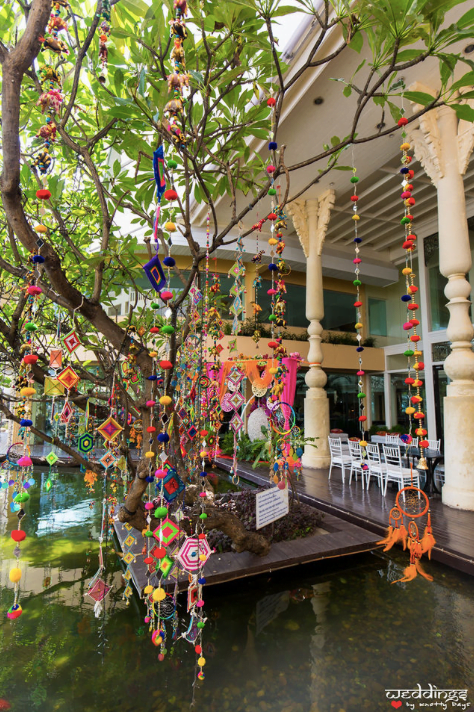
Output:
[{"xmin": 281, "ymin": 357, "xmax": 298, "ymax": 407}]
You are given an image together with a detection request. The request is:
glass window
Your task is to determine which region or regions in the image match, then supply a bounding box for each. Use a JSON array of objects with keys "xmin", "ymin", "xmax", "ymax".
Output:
[
  {"xmin": 322, "ymin": 290, "xmax": 355, "ymax": 332},
  {"xmin": 368, "ymin": 297, "xmax": 387, "ymax": 336},
  {"xmin": 424, "ymin": 233, "xmax": 449, "ymax": 331},
  {"xmin": 326, "ymin": 373, "xmax": 360, "ymax": 436},
  {"xmin": 390, "ymin": 371, "xmax": 425, "ymax": 431},
  {"xmin": 370, "ymin": 375, "xmax": 385, "ymax": 425},
  {"xmin": 258, "ymin": 281, "xmax": 307, "ymax": 327}
]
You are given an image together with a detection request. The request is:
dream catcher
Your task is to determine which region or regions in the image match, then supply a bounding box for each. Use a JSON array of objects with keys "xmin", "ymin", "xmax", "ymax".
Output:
[{"xmin": 377, "ymin": 478, "xmax": 435, "ymax": 583}]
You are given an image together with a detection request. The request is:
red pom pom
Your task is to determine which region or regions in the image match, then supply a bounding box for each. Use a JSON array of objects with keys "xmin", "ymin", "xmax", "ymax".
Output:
[
  {"xmin": 200, "ymin": 430, "xmax": 208, "ymax": 437},
  {"xmin": 405, "ymin": 377, "xmax": 415, "ymax": 385},
  {"xmin": 144, "ymin": 557, "xmax": 154, "ymax": 565},
  {"xmin": 23, "ymin": 354, "xmax": 38, "ymax": 365},
  {"xmin": 198, "ymin": 533, "xmax": 206, "ymax": 540},
  {"xmin": 36, "ymin": 188, "xmax": 51, "ymax": 200},
  {"xmin": 164, "ymin": 189, "xmax": 178, "ymax": 200},
  {"xmin": 268, "ymin": 212, "xmax": 277, "ymax": 220},
  {"xmin": 406, "ymin": 213, "xmax": 414, "ymax": 220},
  {"xmin": 403, "ymin": 241, "xmax": 415, "ymax": 250},
  {"xmin": 155, "ymin": 547, "xmax": 166, "ymax": 559},
  {"xmin": 408, "ymin": 303, "xmax": 419, "ymax": 310},
  {"xmin": 354, "ymin": 301, "xmax": 362, "ymax": 307},
  {"xmin": 268, "ymin": 341, "xmax": 278, "ymax": 349},
  {"xmin": 408, "ymin": 170, "xmax": 415, "ymax": 179},
  {"xmin": 407, "ymin": 233, "xmax": 417, "ymax": 241},
  {"xmin": 419, "ymin": 439, "xmax": 430, "ymax": 448},
  {"xmin": 350, "ymin": 195, "xmax": 359, "ymax": 202},
  {"xmin": 410, "ymin": 334, "xmax": 421, "ymax": 342},
  {"xmin": 267, "ymin": 97, "xmax": 276, "ymax": 107},
  {"xmin": 147, "ymin": 426, "xmax": 156, "ymax": 433},
  {"xmin": 160, "ymin": 290, "xmax": 173, "ymax": 301},
  {"xmin": 410, "ymin": 318, "xmax": 420, "ymax": 326},
  {"xmin": 11, "ymin": 530, "xmax": 26, "ymax": 542},
  {"xmin": 358, "ymin": 415, "xmax": 367, "ymax": 422},
  {"xmin": 398, "ymin": 117, "xmax": 408, "ymax": 127},
  {"xmin": 407, "ymin": 197, "xmax": 416, "ymax": 206},
  {"xmin": 150, "ymin": 326, "xmax": 160, "ymax": 334},
  {"xmin": 195, "ymin": 645, "xmax": 202, "ymax": 654},
  {"xmin": 160, "ymin": 360, "xmax": 173, "ymax": 369}
]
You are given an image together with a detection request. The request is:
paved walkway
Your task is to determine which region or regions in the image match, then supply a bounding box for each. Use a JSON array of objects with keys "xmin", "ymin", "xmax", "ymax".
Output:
[{"xmin": 215, "ymin": 458, "xmax": 474, "ymax": 576}]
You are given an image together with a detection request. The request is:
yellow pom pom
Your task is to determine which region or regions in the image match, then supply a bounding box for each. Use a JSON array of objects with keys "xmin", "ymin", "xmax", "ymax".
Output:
[
  {"xmin": 144, "ymin": 585, "xmax": 153, "ymax": 594},
  {"xmin": 413, "ymin": 379, "xmax": 423, "ymax": 387},
  {"xmin": 20, "ymin": 387, "xmax": 36, "ymax": 397},
  {"xmin": 152, "ymin": 587, "xmax": 166, "ymax": 602},
  {"xmin": 400, "ymin": 142, "xmax": 410, "ymax": 151},
  {"xmin": 198, "ymin": 656, "xmax": 206, "ymax": 667},
  {"xmin": 352, "ymin": 214, "xmax": 360, "ymax": 221},
  {"xmin": 164, "ymin": 221, "xmax": 176, "ymax": 232},
  {"xmin": 159, "ymin": 396, "xmax": 172, "ymax": 406},
  {"xmin": 200, "ymin": 450, "xmax": 208, "ymax": 458},
  {"xmin": 273, "ymin": 474, "xmax": 279, "ymax": 484},
  {"xmin": 199, "ymin": 554, "xmax": 207, "ymax": 561},
  {"xmin": 414, "ymin": 350, "xmax": 422, "ymax": 357},
  {"xmin": 269, "ymin": 367, "xmax": 278, "ymax": 374},
  {"xmin": 9, "ymin": 568, "xmax": 22, "ymax": 583},
  {"xmin": 35, "ymin": 224, "xmax": 48, "ymax": 233},
  {"xmin": 402, "ymin": 267, "xmax": 412, "ymax": 275},
  {"xmin": 268, "ymin": 238, "xmax": 278, "ymax": 246},
  {"xmin": 149, "ymin": 351, "xmax": 158, "ymax": 357},
  {"xmin": 145, "ymin": 451, "xmax": 155, "ymax": 459},
  {"xmin": 405, "ymin": 406, "xmax": 415, "ymax": 414},
  {"xmin": 359, "ymin": 440, "xmax": 367, "ymax": 447},
  {"xmin": 355, "ymin": 322, "xmax": 363, "ymax": 329}
]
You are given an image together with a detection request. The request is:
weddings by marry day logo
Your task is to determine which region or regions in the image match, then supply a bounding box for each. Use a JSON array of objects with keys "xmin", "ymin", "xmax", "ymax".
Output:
[{"xmin": 385, "ymin": 684, "xmax": 472, "ymax": 710}]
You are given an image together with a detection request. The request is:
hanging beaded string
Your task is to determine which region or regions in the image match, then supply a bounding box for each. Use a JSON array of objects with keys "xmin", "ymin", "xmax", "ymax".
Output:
[
  {"xmin": 350, "ymin": 159, "xmax": 367, "ymax": 456},
  {"xmin": 97, "ymin": 0, "xmax": 111, "ymax": 84},
  {"xmin": 397, "ymin": 110, "xmax": 428, "ymax": 461}
]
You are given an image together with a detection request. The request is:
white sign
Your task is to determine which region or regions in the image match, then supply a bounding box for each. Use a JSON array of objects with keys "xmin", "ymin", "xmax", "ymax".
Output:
[{"xmin": 255, "ymin": 487, "xmax": 289, "ymax": 529}]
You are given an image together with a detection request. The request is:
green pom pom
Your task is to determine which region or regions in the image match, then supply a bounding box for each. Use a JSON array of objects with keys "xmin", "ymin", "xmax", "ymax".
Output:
[
  {"xmin": 268, "ymin": 314, "xmax": 277, "ymax": 322},
  {"xmin": 268, "ymin": 188, "xmax": 277, "ymax": 196},
  {"xmin": 404, "ymin": 349, "xmax": 414, "ymax": 357},
  {"xmin": 401, "ymin": 217, "xmax": 410, "ymax": 225},
  {"xmin": 14, "ymin": 492, "xmax": 30, "ymax": 503},
  {"xmin": 25, "ymin": 322, "xmax": 37, "ymax": 331},
  {"xmin": 161, "ymin": 325, "xmax": 175, "ymax": 335},
  {"xmin": 167, "ymin": 159, "xmax": 178, "ymax": 169},
  {"xmin": 350, "ymin": 176, "xmax": 359, "ymax": 183},
  {"xmin": 151, "ymin": 302, "xmax": 160, "ymax": 309},
  {"xmin": 353, "ymin": 279, "xmax": 361, "ymax": 286},
  {"xmin": 199, "ymin": 513, "xmax": 208, "ymax": 520},
  {"xmin": 197, "ymin": 621, "xmax": 205, "ymax": 629},
  {"xmin": 145, "ymin": 530, "xmax": 154, "ymax": 537},
  {"xmin": 357, "ymin": 392, "xmax": 366, "ymax": 399},
  {"xmin": 156, "ymin": 506, "xmax": 168, "ymax": 518}
]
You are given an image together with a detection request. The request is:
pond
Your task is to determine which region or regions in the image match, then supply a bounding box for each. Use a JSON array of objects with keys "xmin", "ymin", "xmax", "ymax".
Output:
[{"xmin": 1, "ymin": 469, "xmax": 473, "ymax": 712}]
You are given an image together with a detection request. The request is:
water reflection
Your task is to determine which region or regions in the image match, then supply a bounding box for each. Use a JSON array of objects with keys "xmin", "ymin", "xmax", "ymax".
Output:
[{"xmin": 0, "ymin": 469, "xmax": 473, "ymax": 712}]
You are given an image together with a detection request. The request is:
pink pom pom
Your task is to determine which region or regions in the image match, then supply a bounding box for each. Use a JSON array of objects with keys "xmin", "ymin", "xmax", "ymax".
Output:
[
  {"xmin": 155, "ymin": 469, "xmax": 166, "ymax": 479},
  {"xmin": 146, "ymin": 400, "xmax": 156, "ymax": 407},
  {"xmin": 353, "ymin": 258, "xmax": 361, "ymax": 264},
  {"xmin": 266, "ymin": 164, "xmax": 276, "ymax": 174},
  {"xmin": 277, "ymin": 481, "xmax": 286, "ymax": 490},
  {"xmin": 403, "ymin": 322, "xmax": 413, "ymax": 331},
  {"xmin": 27, "ymin": 285, "xmax": 42, "ymax": 296},
  {"xmin": 18, "ymin": 456, "xmax": 32, "ymax": 467},
  {"xmin": 357, "ymin": 370, "xmax": 365, "ymax": 376},
  {"xmin": 401, "ymin": 191, "xmax": 411, "ymax": 199},
  {"xmin": 144, "ymin": 502, "xmax": 154, "ymax": 510},
  {"xmin": 196, "ymin": 600, "xmax": 205, "ymax": 607},
  {"xmin": 267, "ymin": 288, "xmax": 277, "ymax": 295}
]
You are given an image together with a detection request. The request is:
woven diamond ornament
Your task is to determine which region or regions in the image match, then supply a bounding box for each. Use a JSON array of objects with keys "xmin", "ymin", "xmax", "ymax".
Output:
[
  {"xmin": 62, "ymin": 329, "xmax": 81, "ymax": 355},
  {"xmin": 229, "ymin": 390, "xmax": 245, "ymax": 410},
  {"xmin": 60, "ymin": 401, "xmax": 74, "ymax": 424},
  {"xmin": 57, "ymin": 366, "xmax": 80, "ymax": 390},
  {"xmin": 159, "ymin": 554, "xmax": 174, "ymax": 578},
  {"xmin": 44, "ymin": 376, "xmax": 65, "ymax": 396},
  {"xmin": 123, "ymin": 551, "xmax": 135, "ymax": 565},
  {"xmin": 86, "ymin": 578, "xmax": 111, "ymax": 603},
  {"xmin": 100, "ymin": 450, "xmax": 117, "ymax": 469},
  {"xmin": 177, "ymin": 536, "xmax": 211, "ymax": 572},
  {"xmin": 230, "ymin": 413, "xmax": 244, "ymax": 433},
  {"xmin": 153, "ymin": 517, "xmax": 181, "ymax": 546},
  {"xmin": 162, "ymin": 469, "xmax": 185, "ymax": 503},
  {"xmin": 45, "ymin": 451, "xmax": 58, "ymax": 466},
  {"xmin": 97, "ymin": 416, "xmax": 123, "ymax": 442}
]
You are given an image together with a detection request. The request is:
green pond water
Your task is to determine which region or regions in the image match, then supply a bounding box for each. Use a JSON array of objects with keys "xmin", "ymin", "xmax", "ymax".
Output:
[{"xmin": 1, "ymin": 469, "xmax": 474, "ymax": 712}]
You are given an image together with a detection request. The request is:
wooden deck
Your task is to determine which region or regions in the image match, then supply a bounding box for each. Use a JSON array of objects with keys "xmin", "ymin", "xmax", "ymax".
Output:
[
  {"xmin": 215, "ymin": 458, "xmax": 474, "ymax": 576},
  {"xmin": 114, "ymin": 511, "xmax": 379, "ymax": 596}
]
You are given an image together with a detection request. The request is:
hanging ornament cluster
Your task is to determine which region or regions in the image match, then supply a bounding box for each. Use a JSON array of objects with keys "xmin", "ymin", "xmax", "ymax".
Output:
[
  {"xmin": 397, "ymin": 113, "xmax": 429, "ymax": 466},
  {"xmin": 97, "ymin": 0, "xmax": 111, "ymax": 83},
  {"xmin": 165, "ymin": 0, "xmax": 189, "ymax": 147},
  {"xmin": 350, "ymin": 165, "xmax": 368, "ymax": 458}
]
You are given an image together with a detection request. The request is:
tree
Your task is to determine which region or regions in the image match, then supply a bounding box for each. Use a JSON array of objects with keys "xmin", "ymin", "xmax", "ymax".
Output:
[{"xmin": 1, "ymin": 0, "xmax": 474, "ymax": 551}]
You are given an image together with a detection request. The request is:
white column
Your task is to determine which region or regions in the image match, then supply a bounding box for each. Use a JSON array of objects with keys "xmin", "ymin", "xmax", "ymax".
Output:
[
  {"xmin": 409, "ymin": 92, "xmax": 474, "ymax": 509},
  {"xmin": 437, "ymin": 107, "xmax": 474, "ymax": 509},
  {"xmin": 287, "ymin": 191, "xmax": 335, "ymax": 469},
  {"xmin": 417, "ymin": 235, "xmax": 437, "ymax": 440}
]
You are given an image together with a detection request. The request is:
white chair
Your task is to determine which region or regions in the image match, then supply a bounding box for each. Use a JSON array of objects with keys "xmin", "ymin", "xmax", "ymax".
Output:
[
  {"xmin": 426, "ymin": 439, "xmax": 441, "ymax": 453},
  {"xmin": 382, "ymin": 444, "xmax": 420, "ymax": 497},
  {"xmin": 386, "ymin": 435, "xmax": 400, "ymax": 446},
  {"xmin": 347, "ymin": 440, "xmax": 364, "ymax": 485},
  {"xmin": 328, "ymin": 437, "xmax": 352, "ymax": 482},
  {"xmin": 366, "ymin": 443, "xmax": 386, "ymax": 490}
]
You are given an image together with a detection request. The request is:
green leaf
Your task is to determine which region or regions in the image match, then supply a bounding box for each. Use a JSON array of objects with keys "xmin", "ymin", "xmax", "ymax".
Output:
[
  {"xmin": 343, "ymin": 85, "xmax": 352, "ymax": 97},
  {"xmin": 457, "ymin": 7, "xmax": 474, "ymax": 28},
  {"xmin": 330, "ymin": 135, "xmax": 341, "ymax": 146},
  {"xmin": 333, "ymin": 165, "xmax": 353, "ymax": 170},
  {"xmin": 395, "ymin": 49, "xmax": 424, "ymax": 62},
  {"xmin": 451, "ymin": 103, "xmax": 474, "ymax": 122},
  {"xmin": 450, "ymin": 71, "xmax": 474, "ymax": 93},
  {"xmin": 349, "ymin": 32, "xmax": 363, "ymax": 53},
  {"xmin": 402, "ymin": 91, "xmax": 435, "ymax": 106},
  {"xmin": 272, "ymin": 5, "xmax": 298, "ymax": 16}
]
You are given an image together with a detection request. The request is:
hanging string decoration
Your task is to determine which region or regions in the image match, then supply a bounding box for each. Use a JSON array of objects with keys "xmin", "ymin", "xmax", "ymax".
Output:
[
  {"xmin": 350, "ymin": 163, "xmax": 368, "ymax": 463},
  {"xmin": 397, "ymin": 112, "xmax": 429, "ymax": 466}
]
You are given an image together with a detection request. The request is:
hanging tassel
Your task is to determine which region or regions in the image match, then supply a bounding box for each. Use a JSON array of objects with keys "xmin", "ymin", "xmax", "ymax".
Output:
[
  {"xmin": 415, "ymin": 559, "xmax": 434, "ymax": 582},
  {"xmin": 94, "ymin": 600, "xmax": 103, "ymax": 618},
  {"xmin": 376, "ymin": 526, "xmax": 394, "ymax": 547},
  {"xmin": 381, "ymin": 526, "xmax": 403, "ymax": 552},
  {"xmin": 398, "ymin": 523, "xmax": 408, "ymax": 550},
  {"xmin": 420, "ymin": 513, "xmax": 436, "ymax": 559},
  {"xmin": 391, "ymin": 563, "xmax": 418, "ymax": 584}
]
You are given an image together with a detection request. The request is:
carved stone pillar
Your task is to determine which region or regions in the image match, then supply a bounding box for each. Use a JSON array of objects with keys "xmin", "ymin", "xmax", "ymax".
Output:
[
  {"xmin": 408, "ymin": 88, "xmax": 474, "ymax": 509},
  {"xmin": 287, "ymin": 190, "xmax": 335, "ymax": 469}
]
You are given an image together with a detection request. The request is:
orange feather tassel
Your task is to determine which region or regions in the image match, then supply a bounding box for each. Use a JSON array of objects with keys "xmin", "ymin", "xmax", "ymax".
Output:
[
  {"xmin": 376, "ymin": 526, "xmax": 394, "ymax": 547},
  {"xmin": 415, "ymin": 559, "xmax": 434, "ymax": 582},
  {"xmin": 392, "ymin": 563, "xmax": 417, "ymax": 584}
]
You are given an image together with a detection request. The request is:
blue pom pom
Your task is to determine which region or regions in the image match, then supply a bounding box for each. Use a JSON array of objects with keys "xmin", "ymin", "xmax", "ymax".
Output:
[
  {"xmin": 198, "ymin": 577, "xmax": 206, "ymax": 585},
  {"xmin": 356, "ymin": 346, "xmax": 364, "ymax": 352},
  {"xmin": 163, "ymin": 256, "xmax": 175, "ymax": 267},
  {"xmin": 400, "ymin": 167, "xmax": 409, "ymax": 174},
  {"xmin": 401, "ymin": 294, "xmax": 411, "ymax": 302},
  {"xmin": 147, "ymin": 375, "xmax": 158, "ymax": 381},
  {"xmin": 273, "ymin": 463, "xmax": 279, "ymax": 472},
  {"xmin": 200, "ymin": 471, "xmax": 207, "ymax": 477},
  {"xmin": 158, "ymin": 433, "xmax": 169, "ymax": 443},
  {"xmin": 353, "ymin": 237, "xmax": 362, "ymax": 243},
  {"xmin": 32, "ymin": 255, "xmax": 45, "ymax": 264},
  {"xmin": 268, "ymin": 263, "xmax": 278, "ymax": 271},
  {"xmin": 145, "ymin": 476, "xmax": 154, "ymax": 483},
  {"xmin": 20, "ymin": 419, "xmax": 33, "ymax": 427},
  {"xmin": 268, "ymin": 141, "xmax": 278, "ymax": 150}
]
